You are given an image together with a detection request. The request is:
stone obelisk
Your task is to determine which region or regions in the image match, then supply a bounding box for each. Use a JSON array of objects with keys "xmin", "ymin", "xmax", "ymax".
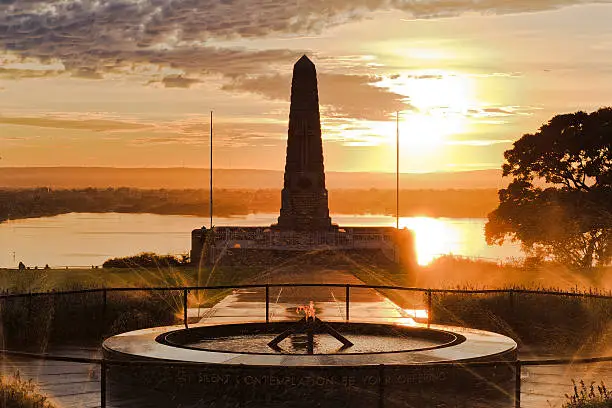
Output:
[{"xmin": 276, "ymin": 55, "xmax": 334, "ymax": 231}]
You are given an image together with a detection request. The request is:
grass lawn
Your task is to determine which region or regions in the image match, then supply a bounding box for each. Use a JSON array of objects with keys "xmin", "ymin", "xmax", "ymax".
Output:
[{"xmin": 0, "ymin": 265, "xmax": 267, "ymax": 292}]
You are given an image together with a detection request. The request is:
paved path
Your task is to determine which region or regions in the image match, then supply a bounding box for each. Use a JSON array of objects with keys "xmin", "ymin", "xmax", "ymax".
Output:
[{"xmin": 192, "ymin": 268, "xmax": 418, "ymax": 324}]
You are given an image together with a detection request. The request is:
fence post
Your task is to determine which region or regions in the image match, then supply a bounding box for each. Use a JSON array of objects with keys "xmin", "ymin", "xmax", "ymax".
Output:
[
  {"xmin": 102, "ymin": 288, "xmax": 107, "ymax": 325},
  {"xmin": 265, "ymin": 285, "xmax": 270, "ymax": 323},
  {"xmin": 509, "ymin": 290, "xmax": 514, "ymax": 315},
  {"xmin": 378, "ymin": 364, "xmax": 385, "ymax": 408},
  {"xmin": 27, "ymin": 291, "xmax": 32, "ymax": 322},
  {"xmin": 100, "ymin": 358, "xmax": 107, "ymax": 408},
  {"xmin": 427, "ymin": 290, "xmax": 432, "ymax": 328},
  {"xmin": 183, "ymin": 289, "xmax": 189, "ymax": 329},
  {"xmin": 346, "ymin": 285, "xmax": 350, "ymax": 321},
  {"xmin": 514, "ymin": 360, "xmax": 521, "ymax": 408}
]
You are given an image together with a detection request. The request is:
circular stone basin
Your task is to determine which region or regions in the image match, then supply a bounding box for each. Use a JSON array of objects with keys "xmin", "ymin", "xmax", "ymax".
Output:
[
  {"xmin": 158, "ymin": 322, "xmax": 462, "ymax": 355},
  {"xmin": 103, "ymin": 322, "xmax": 518, "ymax": 408}
]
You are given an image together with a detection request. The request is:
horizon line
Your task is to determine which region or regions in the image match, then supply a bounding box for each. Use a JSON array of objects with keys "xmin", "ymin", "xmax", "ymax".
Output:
[{"xmin": 0, "ymin": 166, "xmax": 501, "ymax": 174}]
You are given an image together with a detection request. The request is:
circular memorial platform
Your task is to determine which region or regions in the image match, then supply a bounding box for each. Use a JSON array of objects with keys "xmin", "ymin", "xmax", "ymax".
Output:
[{"xmin": 103, "ymin": 321, "xmax": 517, "ymax": 407}]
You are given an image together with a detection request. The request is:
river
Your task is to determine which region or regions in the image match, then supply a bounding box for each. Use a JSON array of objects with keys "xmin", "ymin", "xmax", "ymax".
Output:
[{"xmin": 0, "ymin": 212, "xmax": 523, "ymax": 268}]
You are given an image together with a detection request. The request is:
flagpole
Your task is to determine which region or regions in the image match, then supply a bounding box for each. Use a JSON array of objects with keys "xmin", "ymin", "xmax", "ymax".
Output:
[
  {"xmin": 210, "ymin": 110, "xmax": 213, "ymax": 229},
  {"xmin": 396, "ymin": 111, "xmax": 400, "ymax": 230}
]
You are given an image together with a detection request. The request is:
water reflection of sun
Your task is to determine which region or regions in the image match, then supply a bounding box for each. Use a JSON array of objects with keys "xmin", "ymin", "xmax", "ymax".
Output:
[{"xmin": 400, "ymin": 217, "xmax": 461, "ymax": 265}]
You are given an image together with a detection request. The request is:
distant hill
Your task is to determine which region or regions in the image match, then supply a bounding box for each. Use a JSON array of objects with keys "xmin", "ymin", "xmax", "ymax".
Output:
[{"xmin": 0, "ymin": 167, "xmax": 505, "ymax": 190}]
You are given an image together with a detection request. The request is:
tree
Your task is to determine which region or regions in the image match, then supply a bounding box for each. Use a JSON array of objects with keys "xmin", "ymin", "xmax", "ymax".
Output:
[{"xmin": 486, "ymin": 108, "xmax": 612, "ymax": 268}]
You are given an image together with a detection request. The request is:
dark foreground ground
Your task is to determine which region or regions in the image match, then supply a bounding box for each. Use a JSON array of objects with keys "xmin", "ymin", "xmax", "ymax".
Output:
[{"xmin": 1, "ymin": 267, "xmax": 610, "ymax": 408}]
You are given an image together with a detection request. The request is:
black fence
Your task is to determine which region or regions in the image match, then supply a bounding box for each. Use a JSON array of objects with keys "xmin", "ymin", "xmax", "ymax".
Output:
[
  {"xmin": 0, "ymin": 284, "xmax": 610, "ymax": 408},
  {"xmin": 2, "ymin": 283, "xmax": 610, "ymax": 326}
]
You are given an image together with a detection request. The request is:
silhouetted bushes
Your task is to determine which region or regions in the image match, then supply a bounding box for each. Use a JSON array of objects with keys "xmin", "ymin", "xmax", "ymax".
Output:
[
  {"xmin": 102, "ymin": 252, "xmax": 188, "ymax": 268},
  {"xmin": 0, "ymin": 289, "xmax": 179, "ymax": 350},
  {"xmin": 430, "ymin": 291, "xmax": 611, "ymax": 354}
]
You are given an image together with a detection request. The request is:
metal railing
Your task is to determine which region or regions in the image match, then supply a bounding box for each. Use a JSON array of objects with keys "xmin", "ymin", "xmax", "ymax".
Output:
[
  {"xmin": 1, "ymin": 283, "xmax": 610, "ymax": 330},
  {"xmin": 0, "ymin": 283, "xmax": 610, "ymax": 407}
]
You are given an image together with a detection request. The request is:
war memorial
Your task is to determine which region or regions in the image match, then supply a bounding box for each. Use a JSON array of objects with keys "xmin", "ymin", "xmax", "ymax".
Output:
[
  {"xmin": 190, "ymin": 55, "xmax": 415, "ymax": 269},
  {"xmin": 102, "ymin": 56, "xmax": 518, "ymax": 407}
]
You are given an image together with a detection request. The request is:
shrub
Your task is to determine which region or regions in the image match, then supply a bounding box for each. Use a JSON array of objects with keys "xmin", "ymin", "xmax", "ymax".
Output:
[
  {"xmin": 0, "ymin": 289, "xmax": 179, "ymax": 350},
  {"xmin": 430, "ymin": 291, "xmax": 611, "ymax": 353},
  {"xmin": 564, "ymin": 380, "xmax": 610, "ymax": 407},
  {"xmin": 102, "ymin": 252, "xmax": 188, "ymax": 268},
  {"xmin": 0, "ymin": 372, "xmax": 55, "ymax": 408}
]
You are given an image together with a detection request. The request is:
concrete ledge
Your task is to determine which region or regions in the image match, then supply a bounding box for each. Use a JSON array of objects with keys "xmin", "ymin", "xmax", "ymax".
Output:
[{"xmin": 103, "ymin": 320, "xmax": 517, "ymax": 367}]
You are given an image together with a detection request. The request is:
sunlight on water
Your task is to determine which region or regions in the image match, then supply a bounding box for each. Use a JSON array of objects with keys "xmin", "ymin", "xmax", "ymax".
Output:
[
  {"xmin": 334, "ymin": 214, "xmax": 521, "ymax": 266},
  {"xmin": 400, "ymin": 217, "xmax": 461, "ymax": 265}
]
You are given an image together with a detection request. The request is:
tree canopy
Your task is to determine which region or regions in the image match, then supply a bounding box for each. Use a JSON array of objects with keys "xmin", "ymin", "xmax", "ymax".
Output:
[{"xmin": 485, "ymin": 108, "xmax": 612, "ymax": 268}]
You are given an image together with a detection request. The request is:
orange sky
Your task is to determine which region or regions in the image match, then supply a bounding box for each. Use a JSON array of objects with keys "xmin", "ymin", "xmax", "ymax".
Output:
[{"xmin": 1, "ymin": 2, "xmax": 612, "ymax": 172}]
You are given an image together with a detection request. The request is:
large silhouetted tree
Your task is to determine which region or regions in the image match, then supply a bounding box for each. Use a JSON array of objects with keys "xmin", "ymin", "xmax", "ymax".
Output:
[{"xmin": 486, "ymin": 108, "xmax": 612, "ymax": 268}]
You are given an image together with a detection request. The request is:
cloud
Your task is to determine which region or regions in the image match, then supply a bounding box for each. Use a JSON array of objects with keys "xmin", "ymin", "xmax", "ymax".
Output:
[
  {"xmin": 131, "ymin": 119, "xmax": 288, "ymax": 148},
  {"xmin": 445, "ymin": 139, "xmax": 513, "ymax": 146},
  {"xmin": 0, "ymin": 0, "xmax": 303, "ymax": 80},
  {"xmin": 0, "ymin": 113, "xmax": 288, "ymax": 148},
  {"xmin": 319, "ymin": 117, "xmax": 394, "ymax": 146},
  {"xmin": 0, "ymin": 0, "xmax": 605, "ymax": 129},
  {"xmin": 0, "ymin": 115, "xmax": 152, "ymax": 132},
  {"xmin": 469, "ymin": 72, "xmax": 523, "ymax": 78},
  {"xmin": 222, "ymin": 73, "xmax": 410, "ymax": 120},
  {"xmin": 160, "ymin": 75, "xmax": 201, "ymax": 88},
  {"xmin": 71, "ymin": 68, "xmax": 104, "ymax": 80},
  {"xmin": 319, "ymin": 74, "xmax": 412, "ymax": 120},
  {"xmin": 409, "ymin": 74, "xmax": 445, "ymax": 80},
  {"xmin": 0, "ymin": 67, "xmax": 63, "ymax": 79},
  {"xmin": 466, "ymin": 106, "xmax": 538, "ymax": 118},
  {"xmin": 1, "ymin": 0, "xmax": 607, "ymax": 81},
  {"xmin": 395, "ymin": 0, "xmax": 610, "ymax": 19}
]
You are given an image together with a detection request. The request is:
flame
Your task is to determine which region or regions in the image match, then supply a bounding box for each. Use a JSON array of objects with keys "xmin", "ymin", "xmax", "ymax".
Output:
[{"xmin": 296, "ymin": 300, "xmax": 316, "ymax": 319}]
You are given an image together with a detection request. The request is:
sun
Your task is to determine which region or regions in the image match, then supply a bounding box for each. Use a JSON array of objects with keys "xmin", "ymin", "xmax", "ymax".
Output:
[
  {"xmin": 374, "ymin": 70, "xmax": 476, "ymax": 150},
  {"xmin": 395, "ymin": 71, "xmax": 476, "ymax": 112},
  {"xmin": 321, "ymin": 67, "xmax": 480, "ymax": 172}
]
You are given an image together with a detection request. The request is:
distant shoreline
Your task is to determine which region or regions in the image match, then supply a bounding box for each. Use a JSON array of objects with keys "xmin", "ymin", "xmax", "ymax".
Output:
[{"xmin": 0, "ymin": 187, "xmax": 498, "ymax": 223}]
